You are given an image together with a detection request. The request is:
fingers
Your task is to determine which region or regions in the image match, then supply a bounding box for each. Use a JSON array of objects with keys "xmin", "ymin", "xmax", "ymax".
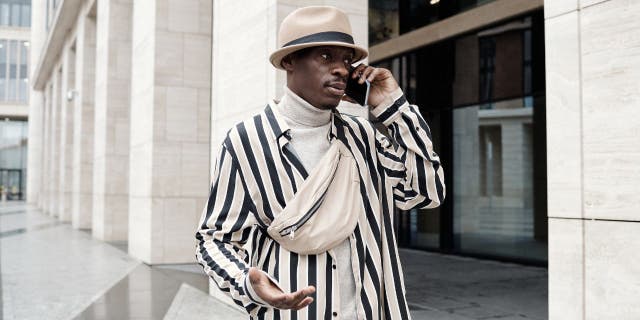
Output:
[
  {"xmin": 356, "ymin": 65, "xmax": 374, "ymax": 84},
  {"xmin": 360, "ymin": 66, "xmax": 376, "ymax": 84},
  {"xmin": 295, "ymin": 285, "xmax": 316, "ymax": 298},
  {"xmin": 351, "ymin": 64, "xmax": 388, "ymax": 84},
  {"xmin": 367, "ymin": 67, "xmax": 386, "ymax": 83},
  {"xmin": 285, "ymin": 286, "xmax": 315, "ymax": 306},
  {"xmin": 270, "ymin": 286, "xmax": 316, "ymax": 310},
  {"xmin": 294, "ymin": 297, "xmax": 314, "ymax": 310},
  {"xmin": 351, "ymin": 64, "xmax": 368, "ymax": 80},
  {"xmin": 249, "ymin": 268, "xmax": 316, "ymax": 311}
]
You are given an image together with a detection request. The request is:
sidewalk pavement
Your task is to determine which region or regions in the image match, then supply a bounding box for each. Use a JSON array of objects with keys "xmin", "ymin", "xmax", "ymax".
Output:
[
  {"xmin": 1, "ymin": 203, "xmax": 546, "ymax": 319},
  {"xmin": 401, "ymin": 249, "xmax": 547, "ymax": 319}
]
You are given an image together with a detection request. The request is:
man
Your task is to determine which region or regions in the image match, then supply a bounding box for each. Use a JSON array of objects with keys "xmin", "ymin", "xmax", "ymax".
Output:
[{"xmin": 196, "ymin": 6, "xmax": 445, "ymax": 320}]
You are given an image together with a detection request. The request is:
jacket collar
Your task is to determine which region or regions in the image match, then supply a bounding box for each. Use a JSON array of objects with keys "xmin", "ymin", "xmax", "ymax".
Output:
[{"xmin": 264, "ymin": 101, "xmax": 347, "ymax": 148}]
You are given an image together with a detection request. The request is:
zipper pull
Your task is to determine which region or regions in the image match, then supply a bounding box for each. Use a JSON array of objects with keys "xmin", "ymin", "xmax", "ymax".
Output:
[{"xmin": 288, "ymin": 226, "xmax": 297, "ymax": 240}]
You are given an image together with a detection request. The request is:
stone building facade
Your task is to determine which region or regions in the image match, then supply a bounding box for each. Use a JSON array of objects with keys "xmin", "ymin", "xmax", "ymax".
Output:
[
  {"xmin": 545, "ymin": 0, "xmax": 640, "ymax": 318},
  {"xmin": 26, "ymin": 0, "xmax": 639, "ymax": 318}
]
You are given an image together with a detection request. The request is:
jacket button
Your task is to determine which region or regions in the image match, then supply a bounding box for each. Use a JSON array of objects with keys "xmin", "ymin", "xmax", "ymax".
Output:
[
  {"xmin": 333, "ymin": 311, "xmax": 338, "ymax": 317},
  {"xmin": 332, "ymin": 265, "xmax": 336, "ymax": 270}
]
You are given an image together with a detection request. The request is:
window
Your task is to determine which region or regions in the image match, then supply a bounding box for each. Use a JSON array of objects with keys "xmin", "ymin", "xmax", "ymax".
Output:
[
  {"xmin": 0, "ymin": 3, "xmax": 8, "ymax": 25},
  {"xmin": 0, "ymin": 39, "xmax": 6, "ymax": 100},
  {"xmin": 479, "ymin": 37, "xmax": 495, "ymax": 108},
  {"xmin": 0, "ymin": 119, "xmax": 28, "ymax": 200},
  {"xmin": 19, "ymin": 39, "xmax": 27, "ymax": 101},
  {"xmin": 8, "ymin": 40, "xmax": 17, "ymax": 101},
  {"xmin": 0, "ymin": 0, "xmax": 30, "ymax": 27},
  {"xmin": 0, "ymin": 39, "xmax": 29, "ymax": 103},
  {"xmin": 20, "ymin": 0, "xmax": 29, "ymax": 26}
]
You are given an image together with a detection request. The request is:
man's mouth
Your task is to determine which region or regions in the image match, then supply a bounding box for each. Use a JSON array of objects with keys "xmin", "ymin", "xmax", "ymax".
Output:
[{"xmin": 326, "ymin": 81, "xmax": 346, "ymax": 96}]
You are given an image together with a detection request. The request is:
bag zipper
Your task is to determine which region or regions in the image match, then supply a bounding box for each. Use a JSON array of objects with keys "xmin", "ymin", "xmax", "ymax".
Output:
[
  {"xmin": 279, "ymin": 188, "xmax": 327, "ymax": 239},
  {"xmin": 279, "ymin": 152, "xmax": 342, "ymax": 240}
]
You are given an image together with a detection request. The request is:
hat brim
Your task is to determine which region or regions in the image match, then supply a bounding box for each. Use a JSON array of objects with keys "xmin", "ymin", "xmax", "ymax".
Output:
[{"xmin": 270, "ymin": 42, "xmax": 368, "ymax": 70}]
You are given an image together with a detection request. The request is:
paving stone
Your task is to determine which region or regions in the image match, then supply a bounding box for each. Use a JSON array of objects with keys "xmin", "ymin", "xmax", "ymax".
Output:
[{"xmin": 400, "ymin": 249, "xmax": 547, "ymax": 320}]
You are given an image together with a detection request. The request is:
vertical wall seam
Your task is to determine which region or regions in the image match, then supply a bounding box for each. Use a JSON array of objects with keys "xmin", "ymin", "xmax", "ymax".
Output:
[
  {"xmin": 577, "ymin": 4, "xmax": 586, "ymax": 320},
  {"xmin": 208, "ymin": 1, "xmax": 214, "ymax": 180}
]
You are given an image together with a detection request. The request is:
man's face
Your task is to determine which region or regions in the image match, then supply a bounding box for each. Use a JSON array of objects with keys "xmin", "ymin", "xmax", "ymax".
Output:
[{"xmin": 283, "ymin": 46, "xmax": 355, "ymax": 110}]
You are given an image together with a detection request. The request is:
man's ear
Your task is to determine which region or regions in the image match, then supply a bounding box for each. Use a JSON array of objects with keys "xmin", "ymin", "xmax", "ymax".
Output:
[{"xmin": 281, "ymin": 54, "xmax": 295, "ymax": 72}]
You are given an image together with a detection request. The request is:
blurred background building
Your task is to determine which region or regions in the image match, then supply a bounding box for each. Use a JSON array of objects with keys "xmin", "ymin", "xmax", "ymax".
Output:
[
  {"xmin": 10, "ymin": 0, "xmax": 639, "ymax": 319},
  {"xmin": 0, "ymin": 0, "xmax": 30, "ymax": 201}
]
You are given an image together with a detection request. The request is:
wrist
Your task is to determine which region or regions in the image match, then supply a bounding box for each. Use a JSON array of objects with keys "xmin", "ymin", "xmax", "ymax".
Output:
[
  {"xmin": 244, "ymin": 269, "xmax": 270, "ymax": 306},
  {"xmin": 370, "ymin": 90, "xmax": 408, "ymax": 126},
  {"xmin": 370, "ymin": 87, "xmax": 404, "ymax": 111},
  {"xmin": 245, "ymin": 268, "xmax": 285, "ymax": 307}
]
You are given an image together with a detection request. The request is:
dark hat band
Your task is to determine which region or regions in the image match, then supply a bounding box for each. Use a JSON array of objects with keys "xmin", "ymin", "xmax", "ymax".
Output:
[{"xmin": 283, "ymin": 31, "xmax": 354, "ymax": 48}]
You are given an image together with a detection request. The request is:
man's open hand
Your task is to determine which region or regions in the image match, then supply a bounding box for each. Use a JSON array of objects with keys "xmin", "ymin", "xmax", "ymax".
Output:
[{"xmin": 248, "ymin": 267, "xmax": 316, "ymax": 310}]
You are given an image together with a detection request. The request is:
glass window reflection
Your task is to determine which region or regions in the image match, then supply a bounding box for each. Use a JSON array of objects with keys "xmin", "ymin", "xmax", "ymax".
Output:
[
  {"xmin": 375, "ymin": 12, "xmax": 547, "ymax": 263},
  {"xmin": 369, "ymin": 0, "xmax": 497, "ymax": 46},
  {"xmin": 369, "ymin": 0, "xmax": 399, "ymax": 46}
]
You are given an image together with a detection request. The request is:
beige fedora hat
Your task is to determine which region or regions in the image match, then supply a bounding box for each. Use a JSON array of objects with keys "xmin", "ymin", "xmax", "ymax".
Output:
[{"xmin": 270, "ymin": 6, "xmax": 368, "ymax": 70}]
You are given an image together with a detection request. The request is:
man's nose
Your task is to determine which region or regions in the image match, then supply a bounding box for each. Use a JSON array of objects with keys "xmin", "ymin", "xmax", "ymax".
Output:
[{"xmin": 331, "ymin": 63, "xmax": 349, "ymax": 78}]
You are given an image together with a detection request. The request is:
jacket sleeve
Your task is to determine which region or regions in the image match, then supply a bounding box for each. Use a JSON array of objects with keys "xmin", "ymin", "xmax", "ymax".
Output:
[
  {"xmin": 195, "ymin": 143, "xmax": 267, "ymax": 315},
  {"xmin": 372, "ymin": 88, "xmax": 446, "ymax": 210}
]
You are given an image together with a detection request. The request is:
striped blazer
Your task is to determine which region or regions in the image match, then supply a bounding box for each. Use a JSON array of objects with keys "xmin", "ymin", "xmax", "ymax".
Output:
[{"xmin": 196, "ymin": 91, "xmax": 445, "ymax": 320}]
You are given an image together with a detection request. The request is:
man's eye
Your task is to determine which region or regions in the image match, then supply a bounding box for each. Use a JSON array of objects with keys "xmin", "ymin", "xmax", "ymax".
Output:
[{"xmin": 321, "ymin": 54, "xmax": 330, "ymax": 60}]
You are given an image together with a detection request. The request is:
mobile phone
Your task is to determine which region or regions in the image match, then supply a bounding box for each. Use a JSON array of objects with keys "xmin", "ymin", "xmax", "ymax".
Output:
[{"xmin": 345, "ymin": 69, "xmax": 370, "ymax": 106}]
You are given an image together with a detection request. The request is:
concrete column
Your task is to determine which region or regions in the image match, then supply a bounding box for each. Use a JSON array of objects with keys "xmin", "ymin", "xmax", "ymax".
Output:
[
  {"xmin": 48, "ymin": 69, "xmax": 61, "ymax": 217},
  {"xmin": 92, "ymin": 0, "xmax": 133, "ymax": 241},
  {"xmin": 128, "ymin": 0, "xmax": 212, "ymax": 264},
  {"xmin": 26, "ymin": 0, "xmax": 46, "ymax": 205},
  {"xmin": 545, "ymin": 0, "xmax": 640, "ymax": 319},
  {"xmin": 39, "ymin": 86, "xmax": 52, "ymax": 210},
  {"xmin": 72, "ymin": 12, "xmax": 97, "ymax": 230},
  {"xmin": 58, "ymin": 49, "xmax": 76, "ymax": 222},
  {"xmin": 37, "ymin": 88, "xmax": 50, "ymax": 209},
  {"xmin": 26, "ymin": 91, "xmax": 44, "ymax": 204},
  {"xmin": 43, "ymin": 84, "xmax": 53, "ymax": 211}
]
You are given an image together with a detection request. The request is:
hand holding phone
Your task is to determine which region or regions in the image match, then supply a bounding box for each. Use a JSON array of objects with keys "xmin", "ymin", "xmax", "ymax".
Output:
[
  {"xmin": 346, "ymin": 64, "xmax": 400, "ymax": 108},
  {"xmin": 345, "ymin": 68, "xmax": 370, "ymax": 106}
]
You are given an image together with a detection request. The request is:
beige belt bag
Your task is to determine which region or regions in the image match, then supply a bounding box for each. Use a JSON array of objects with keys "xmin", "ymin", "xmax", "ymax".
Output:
[{"xmin": 267, "ymin": 140, "xmax": 363, "ymax": 255}]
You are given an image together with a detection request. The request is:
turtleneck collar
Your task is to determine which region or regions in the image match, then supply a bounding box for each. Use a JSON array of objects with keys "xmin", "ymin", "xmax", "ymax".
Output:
[{"xmin": 277, "ymin": 85, "xmax": 332, "ymax": 128}]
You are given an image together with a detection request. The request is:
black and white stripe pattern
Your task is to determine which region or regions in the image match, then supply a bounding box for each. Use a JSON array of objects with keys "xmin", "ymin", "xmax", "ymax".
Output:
[{"xmin": 196, "ymin": 94, "xmax": 445, "ymax": 320}]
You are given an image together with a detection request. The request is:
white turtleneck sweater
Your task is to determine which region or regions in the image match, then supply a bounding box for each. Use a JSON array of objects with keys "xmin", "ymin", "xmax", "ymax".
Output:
[{"xmin": 277, "ymin": 86, "xmax": 357, "ymax": 319}]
